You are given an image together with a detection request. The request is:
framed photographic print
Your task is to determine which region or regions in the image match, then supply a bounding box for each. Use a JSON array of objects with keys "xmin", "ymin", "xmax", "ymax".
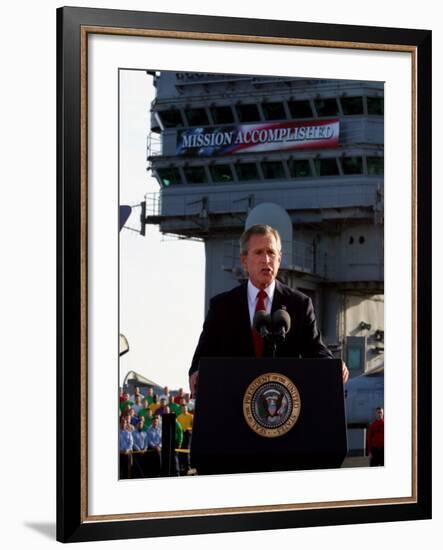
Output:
[{"xmin": 57, "ymin": 6, "xmax": 432, "ymax": 543}]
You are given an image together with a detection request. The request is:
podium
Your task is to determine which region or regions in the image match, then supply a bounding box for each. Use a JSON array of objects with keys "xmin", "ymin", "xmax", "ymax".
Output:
[{"xmin": 190, "ymin": 358, "xmax": 347, "ymax": 476}]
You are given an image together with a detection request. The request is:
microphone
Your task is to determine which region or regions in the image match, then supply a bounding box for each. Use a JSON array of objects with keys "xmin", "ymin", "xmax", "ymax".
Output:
[
  {"xmin": 253, "ymin": 310, "xmax": 272, "ymax": 339},
  {"xmin": 272, "ymin": 309, "xmax": 291, "ymax": 341}
]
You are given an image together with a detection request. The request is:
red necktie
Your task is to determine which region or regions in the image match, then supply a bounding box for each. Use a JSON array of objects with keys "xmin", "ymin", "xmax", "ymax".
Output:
[{"xmin": 252, "ymin": 289, "xmax": 267, "ymax": 357}]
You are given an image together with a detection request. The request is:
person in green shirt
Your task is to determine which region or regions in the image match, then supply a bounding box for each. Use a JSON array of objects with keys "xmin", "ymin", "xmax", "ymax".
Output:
[
  {"xmin": 138, "ymin": 405, "xmax": 154, "ymax": 430},
  {"xmin": 145, "ymin": 386, "xmax": 154, "ymax": 405},
  {"xmin": 175, "ymin": 417, "xmax": 183, "ymax": 449},
  {"xmin": 163, "ymin": 406, "xmax": 183, "ymax": 476},
  {"xmin": 119, "ymin": 392, "xmax": 134, "ymax": 414},
  {"xmin": 168, "ymin": 397, "xmax": 181, "ymax": 416}
]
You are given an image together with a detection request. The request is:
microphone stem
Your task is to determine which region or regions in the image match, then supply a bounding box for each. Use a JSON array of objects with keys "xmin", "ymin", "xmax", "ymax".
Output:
[{"xmin": 271, "ymin": 337, "xmax": 277, "ymax": 359}]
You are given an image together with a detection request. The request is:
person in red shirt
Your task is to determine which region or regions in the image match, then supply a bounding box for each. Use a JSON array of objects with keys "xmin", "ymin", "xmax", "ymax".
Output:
[
  {"xmin": 367, "ymin": 407, "xmax": 384, "ymax": 466},
  {"xmin": 174, "ymin": 388, "xmax": 185, "ymax": 404}
]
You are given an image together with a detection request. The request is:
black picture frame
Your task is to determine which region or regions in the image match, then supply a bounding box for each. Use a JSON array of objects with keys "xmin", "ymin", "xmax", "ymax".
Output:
[{"xmin": 57, "ymin": 6, "xmax": 432, "ymax": 543}]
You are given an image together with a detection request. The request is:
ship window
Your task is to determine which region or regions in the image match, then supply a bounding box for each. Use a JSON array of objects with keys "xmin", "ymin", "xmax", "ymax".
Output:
[
  {"xmin": 367, "ymin": 97, "xmax": 384, "ymax": 115},
  {"xmin": 185, "ymin": 107, "xmax": 209, "ymax": 126},
  {"xmin": 261, "ymin": 161, "xmax": 285, "ymax": 180},
  {"xmin": 342, "ymin": 156, "xmax": 363, "ymax": 175},
  {"xmin": 158, "ymin": 109, "xmax": 184, "ymax": 128},
  {"xmin": 184, "ymin": 166, "xmax": 207, "ymax": 184},
  {"xmin": 210, "ymin": 105, "xmax": 234, "ymax": 124},
  {"xmin": 347, "ymin": 347, "xmax": 362, "ymax": 371},
  {"xmin": 314, "ymin": 158, "xmax": 339, "ymax": 176},
  {"xmin": 235, "ymin": 163, "xmax": 259, "ymax": 181},
  {"xmin": 367, "ymin": 157, "xmax": 384, "ymax": 175},
  {"xmin": 262, "ymin": 102, "xmax": 286, "ymax": 121},
  {"xmin": 341, "ymin": 96, "xmax": 364, "ymax": 115},
  {"xmin": 236, "ymin": 104, "xmax": 261, "ymax": 122},
  {"xmin": 314, "ymin": 98, "xmax": 339, "ymax": 116},
  {"xmin": 346, "ymin": 336, "xmax": 366, "ymax": 372},
  {"xmin": 288, "ymin": 159, "xmax": 312, "ymax": 178},
  {"xmin": 288, "ymin": 99, "xmax": 313, "ymax": 119},
  {"xmin": 157, "ymin": 167, "xmax": 182, "ymax": 186},
  {"xmin": 210, "ymin": 164, "xmax": 234, "ymax": 183}
]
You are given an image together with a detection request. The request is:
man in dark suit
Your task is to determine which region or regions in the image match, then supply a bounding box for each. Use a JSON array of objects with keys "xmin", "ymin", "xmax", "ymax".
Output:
[{"xmin": 189, "ymin": 224, "xmax": 348, "ymax": 394}]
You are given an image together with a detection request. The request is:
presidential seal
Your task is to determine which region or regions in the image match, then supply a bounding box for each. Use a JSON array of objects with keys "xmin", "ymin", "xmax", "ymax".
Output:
[{"xmin": 243, "ymin": 373, "xmax": 301, "ymax": 438}]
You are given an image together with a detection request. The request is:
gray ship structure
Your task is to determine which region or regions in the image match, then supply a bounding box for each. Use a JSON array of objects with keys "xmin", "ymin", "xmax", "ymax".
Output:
[{"xmin": 142, "ymin": 71, "xmax": 385, "ymax": 453}]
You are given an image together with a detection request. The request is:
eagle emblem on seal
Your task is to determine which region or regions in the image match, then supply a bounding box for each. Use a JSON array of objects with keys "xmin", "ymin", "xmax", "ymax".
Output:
[{"xmin": 243, "ymin": 373, "xmax": 301, "ymax": 438}]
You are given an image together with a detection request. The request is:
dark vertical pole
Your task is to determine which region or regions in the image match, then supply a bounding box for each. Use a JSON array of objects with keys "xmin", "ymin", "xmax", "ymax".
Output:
[
  {"xmin": 161, "ymin": 413, "xmax": 176, "ymax": 476},
  {"xmin": 140, "ymin": 200, "xmax": 146, "ymax": 236}
]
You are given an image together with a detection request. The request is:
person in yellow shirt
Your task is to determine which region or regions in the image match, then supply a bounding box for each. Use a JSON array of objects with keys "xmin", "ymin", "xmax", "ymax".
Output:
[
  {"xmin": 177, "ymin": 404, "xmax": 193, "ymax": 432},
  {"xmin": 177, "ymin": 404, "xmax": 193, "ymax": 475},
  {"xmin": 148, "ymin": 394, "xmax": 160, "ymax": 414}
]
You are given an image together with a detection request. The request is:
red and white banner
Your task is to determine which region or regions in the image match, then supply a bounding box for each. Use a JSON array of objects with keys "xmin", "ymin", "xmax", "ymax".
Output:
[{"xmin": 176, "ymin": 118, "xmax": 340, "ymax": 156}]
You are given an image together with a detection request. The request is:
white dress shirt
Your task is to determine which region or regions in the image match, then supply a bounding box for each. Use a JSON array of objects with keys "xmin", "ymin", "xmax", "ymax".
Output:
[{"xmin": 246, "ymin": 280, "xmax": 275, "ymax": 326}]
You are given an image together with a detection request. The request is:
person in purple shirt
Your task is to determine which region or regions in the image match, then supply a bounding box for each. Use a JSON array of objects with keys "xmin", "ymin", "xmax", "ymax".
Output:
[{"xmin": 155, "ymin": 397, "xmax": 169, "ymax": 417}]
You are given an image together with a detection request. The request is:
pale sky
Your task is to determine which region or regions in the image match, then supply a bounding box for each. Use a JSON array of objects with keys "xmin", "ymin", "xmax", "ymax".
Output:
[{"xmin": 119, "ymin": 69, "xmax": 205, "ymax": 390}]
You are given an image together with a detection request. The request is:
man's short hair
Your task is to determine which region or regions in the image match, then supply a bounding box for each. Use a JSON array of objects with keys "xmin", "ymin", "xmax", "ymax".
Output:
[{"xmin": 239, "ymin": 224, "xmax": 282, "ymax": 255}]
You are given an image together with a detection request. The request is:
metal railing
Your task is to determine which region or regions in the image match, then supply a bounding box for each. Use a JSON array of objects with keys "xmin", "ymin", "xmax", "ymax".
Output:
[
  {"xmin": 146, "ymin": 132, "xmax": 163, "ymax": 158},
  {"xmin": 144, "ymin": 192, "xmax": 162, "ymax": 216}
]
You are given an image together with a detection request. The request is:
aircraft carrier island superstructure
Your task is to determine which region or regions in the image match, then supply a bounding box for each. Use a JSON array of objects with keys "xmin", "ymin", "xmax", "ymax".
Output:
[{"xmin": 144, "ymin": 71, "xmax": 384, "ymax": 384}]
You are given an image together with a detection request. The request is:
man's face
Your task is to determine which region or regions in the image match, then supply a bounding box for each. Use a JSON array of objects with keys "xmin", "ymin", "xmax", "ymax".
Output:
[
  {"xmin": 240, "ymin": 233, "xmax": 281, "ymax": 290},
  {"xmin": 376, "ymin": 408, "xmax": 384, "ymax": 420}
]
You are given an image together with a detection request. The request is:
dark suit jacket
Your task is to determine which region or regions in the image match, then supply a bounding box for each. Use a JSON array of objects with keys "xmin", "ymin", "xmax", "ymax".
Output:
[{"xmin": 189, "ymin": 280, "xmax": 332, "ymax": 375}]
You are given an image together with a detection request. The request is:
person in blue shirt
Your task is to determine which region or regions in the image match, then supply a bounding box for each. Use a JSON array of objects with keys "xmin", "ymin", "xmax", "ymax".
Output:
[
  {"xmin": 119, "ymin": 418, "xmax": 134, "ymax": 452},
  {"xmin": 131, "ymin": 417, "xmax": 149, "ymax": 478},
  {"xmin": 119, "ymin": 417, "xmax": 134, "ymax": 479},
  {"xmin": 146, "ymin": 415, "xmax": 162, "ymax": 476},
  {"xmin": 146, "ymin": 415, "xmax": 162, "ymax": 450},
  {"xmin": 132, "ymin": 418, "xmax": 148, "ymax": 451}
]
